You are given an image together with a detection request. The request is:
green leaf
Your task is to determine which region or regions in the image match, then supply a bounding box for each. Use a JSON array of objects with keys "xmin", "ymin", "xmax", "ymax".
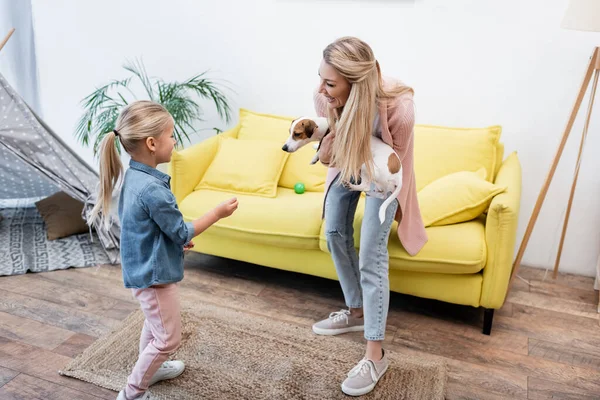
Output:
[
  {"xmin": 76, "ymin": 58, "xmax": 233, "ymax": 155},
  {"xmin": 123, "ymin": 58, "xmax": 155, "ymax": 101}
]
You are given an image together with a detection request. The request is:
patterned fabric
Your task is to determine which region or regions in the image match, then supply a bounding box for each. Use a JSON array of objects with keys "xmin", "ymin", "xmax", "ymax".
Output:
[
  {"xmin": 0, "ymin": 72, "xmax": 120, "ymax": 263},
  {"xmin": 0, "ymin": 198, "xmax": 110, "ymax": 276}
]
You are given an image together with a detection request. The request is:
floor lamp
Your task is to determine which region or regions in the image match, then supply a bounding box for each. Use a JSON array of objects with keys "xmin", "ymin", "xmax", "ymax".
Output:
[
  {"xmin": 0, "ymin": 28, "xmax": 15, "ymax": 53},
  {"xmin": 510, "ymin": 0, "xmax": 600, "ymax": 287}
]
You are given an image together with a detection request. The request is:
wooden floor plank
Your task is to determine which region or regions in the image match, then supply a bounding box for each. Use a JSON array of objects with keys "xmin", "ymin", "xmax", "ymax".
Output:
[
  {"xmin": 515, "ymin": 267, "xmax": 595, "ymax": 291},
  {"xmin": 39, "ymin": 266, "xmax": 136, "ymax": 304},
  {"xmin": 0, "ymin": 311, "xmax": 74, "ymax": 351},
  {"xmin": 509, "ymin": 274, "xmax": 533, "ymax": 293},
  {"xmin": 445, "ymin": 359, "xmax": 527, "ymax": 399},
  {"xmin": 0, "ymin": 373, "xmax": 107, "ymax": 400},
  {"xmin": 0, "ymin": 273, "xmax": 138, "ymax": 321},
  {"xmin": 392, "ymin": 323, "xmax": 600, "ymax": 394},
  {"xmin": 0, "ymin": 367, "xmax": 19, "ymax": 387},
  {"xmin": 0, "ymin": 290, "xmax": 121, "ymax": 338},
  {"xmin": 528, "ymin": 279, "xmax": 598, "ymax": 305},
  {"xmin": 387, "ymin": 311, "xmax": 529, "ymax": 356},
  {"xmin": 506, "ymin": 290, "xmax": 598, "ymax": 320},
  {"xmin": 52, "ymin": 333, "xmax": 98, "ymax": 359},
  {"xmin": 0, "ymin": 336, "xmax": 115, "ymax": 399},
  {"xmin": 495, "ymin": 309, "xmax": 600, "ymax": 358},
  {"xmin": 527, "ymin": 376, "xmax": 600, "ymax": 400},
  {"xmin": 447, "ymin": 384, "xmax": 526, "ymax": 400},
  {"xmin": 510, "ymin": 302, "xmax": 599, "ymax": 330},
  {"xmin": 529, "ymin": 338, "xmax": 600, "ymax": 371}
]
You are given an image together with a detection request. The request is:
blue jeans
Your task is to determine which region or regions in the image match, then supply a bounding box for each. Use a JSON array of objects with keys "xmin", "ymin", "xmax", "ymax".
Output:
[{"xmin": 324, "ymin": 175, "xmax": 398, "ymax": 341}]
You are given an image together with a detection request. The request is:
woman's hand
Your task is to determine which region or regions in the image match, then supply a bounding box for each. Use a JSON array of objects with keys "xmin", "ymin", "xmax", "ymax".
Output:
[
  {"xmin": 318, "ymin": 132, "xmax": 335, "ymax": 166},
  {"xmin": 214, "ymin": 197, "xmax": 239, "ymax": 219}
]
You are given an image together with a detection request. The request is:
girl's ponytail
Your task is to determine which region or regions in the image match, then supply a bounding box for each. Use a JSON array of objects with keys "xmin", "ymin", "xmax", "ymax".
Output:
[{"xmin": 87, "ymin": 130, "xmax": 123, "ymax": 227}]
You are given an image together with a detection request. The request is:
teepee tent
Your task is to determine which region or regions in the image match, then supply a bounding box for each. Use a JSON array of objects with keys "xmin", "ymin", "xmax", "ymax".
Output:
[{"xmin": 0, "ymin": 29, "xmax": 119, "ymax": 270}]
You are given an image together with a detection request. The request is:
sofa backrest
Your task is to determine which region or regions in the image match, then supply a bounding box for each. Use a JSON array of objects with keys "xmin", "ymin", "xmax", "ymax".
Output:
[
  {"xmin": 234, "ymin": 108, "xmax": 328, "ymax": 192},
  {"xmin": 227, "ymin": 108, "xmax": 504, "ymax": 193}
]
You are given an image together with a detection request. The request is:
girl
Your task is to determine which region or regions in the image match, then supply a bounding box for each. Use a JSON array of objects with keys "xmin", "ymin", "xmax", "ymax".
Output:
[
  {"xmin": 89, "ymin": 100, "xmax": 238, "ymax": 400},
  {"xmin": 310, "ymin": 37, "xmax": 428, "ymax": 396}
]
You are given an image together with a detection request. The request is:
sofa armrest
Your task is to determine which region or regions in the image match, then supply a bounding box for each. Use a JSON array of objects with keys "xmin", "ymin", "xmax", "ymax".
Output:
[
  {"xmin": 169, "ymin": 125, "xmax": 239, "ymax": 204},
  {"xmin": 480, "ymin": 151, "xmax": 522, "ymax": 309}
]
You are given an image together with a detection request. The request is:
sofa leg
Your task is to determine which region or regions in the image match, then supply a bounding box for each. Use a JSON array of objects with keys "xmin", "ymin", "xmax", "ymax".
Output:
[{"xmin": 482, "ymin": 308, "xmax": 494, "ymax": 335}]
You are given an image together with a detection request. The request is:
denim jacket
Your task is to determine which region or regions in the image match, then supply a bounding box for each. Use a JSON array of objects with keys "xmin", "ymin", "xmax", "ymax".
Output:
[{"xmin": 118, "ymin": 160, "xmax": 194, "ymax": 289}]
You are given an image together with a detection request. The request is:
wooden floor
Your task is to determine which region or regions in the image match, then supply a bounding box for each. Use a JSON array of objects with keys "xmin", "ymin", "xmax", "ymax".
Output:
[{"xmin": 0, "ymin": 254, "xmax": 599, "ymax": 400}]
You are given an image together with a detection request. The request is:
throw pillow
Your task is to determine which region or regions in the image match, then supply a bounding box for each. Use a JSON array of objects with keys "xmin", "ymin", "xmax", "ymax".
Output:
[
  {"xmin": 418, "ymin": 168, "xmax": 506, "ymax": 227},
  {"xmin": 279, "ymin": 144, "xmax": 327, "ymax": 192},
  {"xmin": 35, "ymin": 191, "xmax": 89, "ymax": 240},
  {"xmin": 236, "ymin": 108, "xmax": 295, "ymax": 141},
  {"xmin": 195, "ymin": 137, "xmax": 289, "ymax": 197},
  {"xmin": 414, "ymin": 124, "xmax": 502, "ymax": 191}
]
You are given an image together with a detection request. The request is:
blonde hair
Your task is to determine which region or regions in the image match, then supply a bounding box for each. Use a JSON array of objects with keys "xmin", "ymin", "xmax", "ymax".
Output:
[
  {"xmin": 88, "ymin": 100, "xmax": 174, "ymax": 227},
  {"xmin": 323, "ymin": 36, "xmax": 413, "ymax": 184}
]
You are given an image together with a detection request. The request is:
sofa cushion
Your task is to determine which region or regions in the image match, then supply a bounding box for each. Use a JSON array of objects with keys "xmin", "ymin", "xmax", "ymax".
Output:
[
  {"xmin": 236, "ymin": 108, "xmax": 295, "ymax": 141},
  {"xmin": 388, "ymin": 219, "xmax": 486, "ymax": 274},
  {"xmin": 278, "ymin": 145, "xmax": 327, "ymax": 192},
  {"xmin": 195, "ymin": 137, "xmax": 288, "ymax": 198},
  {"xmin": 418, "ymin": 167, "xmax": 506, "ymax": 227},
  {"xmin": 319, "ymin": 197, "xmax": 486, "ymax": 274},
  {"xmin": 180, "ymin": 188, "xmax": 324, "ymax": 250},
  {"xmin": 234, "ymin": 108, "xmax": 328, "ymax": 192},
  {"xmin": 414, "ymin": 124, "xmax": 502, "ymax": 191}
]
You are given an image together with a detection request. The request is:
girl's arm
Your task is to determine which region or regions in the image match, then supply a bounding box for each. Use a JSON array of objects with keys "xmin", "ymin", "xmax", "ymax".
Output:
[
  {"xmin": 189, "ymin": 197, "xmax": 238, "ymax": 236},
  {"xmin": 142, "ymin": 185, "xmax": 237, "ymax": 246}
]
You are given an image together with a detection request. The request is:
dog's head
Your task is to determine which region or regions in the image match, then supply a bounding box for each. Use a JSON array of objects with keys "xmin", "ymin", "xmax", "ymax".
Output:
[{"xmin": 282, "ymin": 117, "xmax": 328, "ymax": 153}]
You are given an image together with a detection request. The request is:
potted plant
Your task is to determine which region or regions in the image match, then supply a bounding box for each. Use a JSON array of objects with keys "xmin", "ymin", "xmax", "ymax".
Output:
[{"xmin": 75, "ymin": 59, "xmax": 233, "ymax": 156}]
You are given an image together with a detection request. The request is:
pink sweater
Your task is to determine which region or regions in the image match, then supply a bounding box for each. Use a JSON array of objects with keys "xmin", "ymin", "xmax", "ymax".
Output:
[{"xmin": 314, "ymin": 80, "xmax": 428, "ymax": 256}]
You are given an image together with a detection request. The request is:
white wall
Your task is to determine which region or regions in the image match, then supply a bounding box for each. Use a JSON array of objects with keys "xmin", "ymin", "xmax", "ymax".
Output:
[{"xmin": 29, "ymin": 0, "xmax": 600, "ymax": 277}]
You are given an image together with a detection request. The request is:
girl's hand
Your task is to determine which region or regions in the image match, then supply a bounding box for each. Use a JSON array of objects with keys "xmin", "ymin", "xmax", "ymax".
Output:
[
  {"xmin": 184, "ymin": 241, "xmax": 195, "ymax": 252},
  {"xmin": 214, "ymin": 197, "xmax": 238, "ymax": 219}
]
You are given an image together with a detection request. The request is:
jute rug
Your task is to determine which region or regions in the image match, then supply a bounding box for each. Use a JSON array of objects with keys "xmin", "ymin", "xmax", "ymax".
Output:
[{"xmin": 60, "ymin": 302, "xmax": 447, "ymax": 399}]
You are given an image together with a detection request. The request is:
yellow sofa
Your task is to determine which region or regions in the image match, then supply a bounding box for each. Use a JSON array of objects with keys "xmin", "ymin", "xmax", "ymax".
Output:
[{"xmin": 170, "ymin": 109, "xmax": 522, "ymax": 335}]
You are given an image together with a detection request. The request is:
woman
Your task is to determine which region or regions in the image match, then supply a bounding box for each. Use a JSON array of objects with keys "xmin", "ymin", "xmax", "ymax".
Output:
[{"xmin": 311, "ymin": 37, "xmax": 428, "ymax": 396}]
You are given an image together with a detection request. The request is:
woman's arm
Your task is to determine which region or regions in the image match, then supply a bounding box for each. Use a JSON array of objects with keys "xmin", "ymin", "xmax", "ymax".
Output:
[
  {"xmin": 388, "ymin": 95, "xmax": 416, "ymax": 163},
  {"xmin": 313, "ymin": 89, "xmax": 336, "ymax": 166}
]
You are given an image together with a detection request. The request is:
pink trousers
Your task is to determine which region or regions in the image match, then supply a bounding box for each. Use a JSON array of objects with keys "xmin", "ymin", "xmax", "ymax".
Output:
[{"xmin": 125, "ymin": 283, "xmax": 181, "ymax": 400}]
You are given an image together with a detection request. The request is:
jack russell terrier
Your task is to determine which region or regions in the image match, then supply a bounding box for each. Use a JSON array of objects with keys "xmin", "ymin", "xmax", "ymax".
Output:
[{"xmin": 282, "ymin": 116, "xmax": 402, "ymax": 224}]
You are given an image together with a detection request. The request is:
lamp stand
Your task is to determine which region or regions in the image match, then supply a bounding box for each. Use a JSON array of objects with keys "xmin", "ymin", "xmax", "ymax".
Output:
[
  {"xmin": 0, "ymin": 28, "xmax": 15, "ymax": 53},
  {"xmin": 510, "ymin": 46, "xmax": 600, "ymax": 289}
]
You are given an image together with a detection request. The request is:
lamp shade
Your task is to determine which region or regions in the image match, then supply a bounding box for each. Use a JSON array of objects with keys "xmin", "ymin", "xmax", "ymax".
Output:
[{"xmin": 562, "ymin": 0, "xmax": 600, "ymax": 32}]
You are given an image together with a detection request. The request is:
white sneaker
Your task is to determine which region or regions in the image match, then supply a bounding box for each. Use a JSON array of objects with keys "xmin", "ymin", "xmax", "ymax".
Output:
[
  {"xmin": 148, "ymin": 360, "xmax": 185, "ymax": 386},
  {"xmin": 116, "ymin": 390, "xmax": 150, "ymax": 400},
  {"xmin": 116, "ymin": 361, "xmax": 184, "ymax": 399}
]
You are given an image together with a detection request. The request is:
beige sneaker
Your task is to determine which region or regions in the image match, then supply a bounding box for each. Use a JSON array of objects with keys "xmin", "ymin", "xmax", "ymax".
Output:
[
  {"xmin": 341, "ymin": 350, "xmax": 389, "ymax": 396},
  {"xmin": 312, "ymin": 309, "xmax": 364, "ymax": 335}
]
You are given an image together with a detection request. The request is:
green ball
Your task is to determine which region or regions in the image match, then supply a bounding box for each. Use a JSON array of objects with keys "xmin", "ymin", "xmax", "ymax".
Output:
[{"xmin": 294, "ymin": 182, "xmax": 305, "ymax": 194}]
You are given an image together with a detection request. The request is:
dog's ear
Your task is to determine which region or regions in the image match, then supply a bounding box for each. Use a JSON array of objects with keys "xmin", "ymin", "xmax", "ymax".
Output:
[
  {"xmin": 289, "ymin": 118, "xmax": 298, "ymax": 134},
  {"xmin": 302, "ymin": 120, "xmax": 318, "ymax": 138}
]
